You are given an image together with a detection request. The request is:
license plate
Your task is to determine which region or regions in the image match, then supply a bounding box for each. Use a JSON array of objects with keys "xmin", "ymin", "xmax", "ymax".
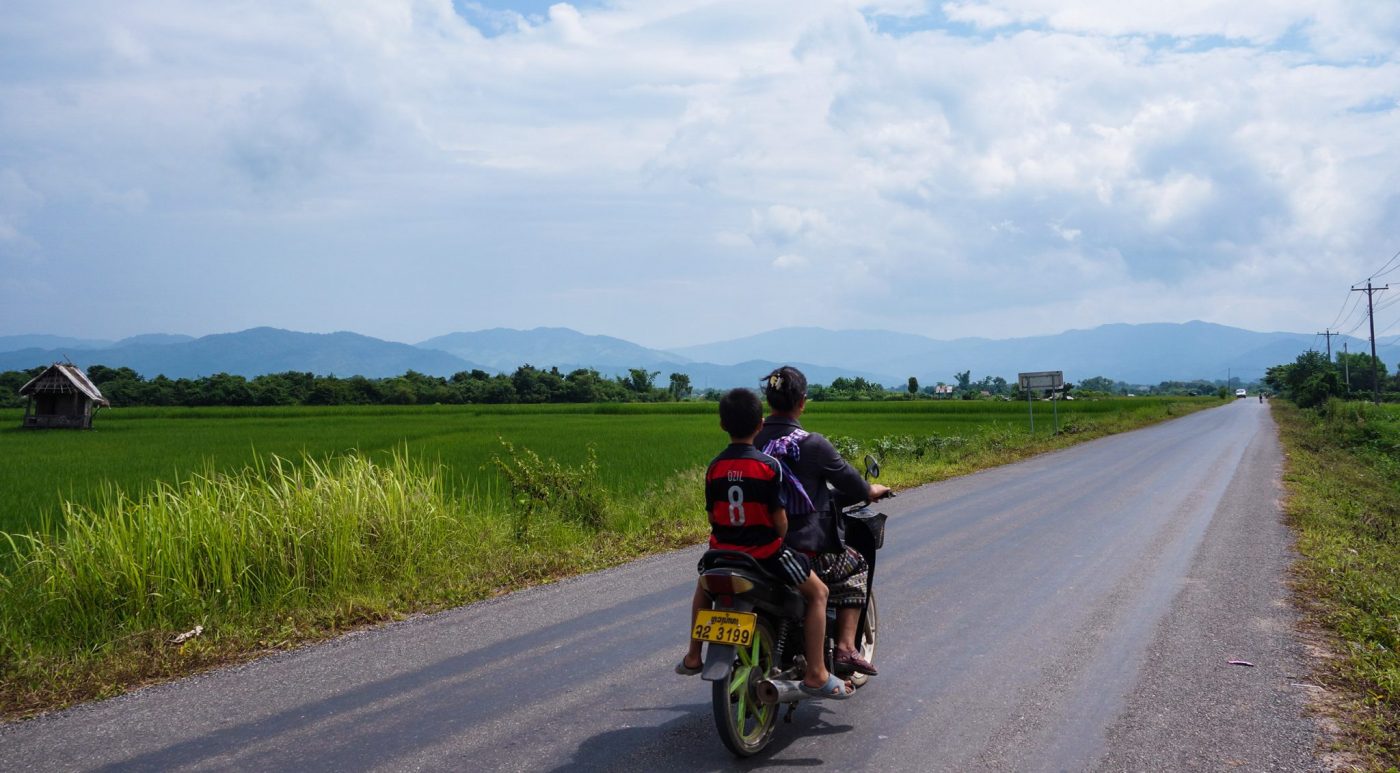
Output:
[{"xmin": 692, "ymin": 609, "xmax": 756, "ymax": 646}]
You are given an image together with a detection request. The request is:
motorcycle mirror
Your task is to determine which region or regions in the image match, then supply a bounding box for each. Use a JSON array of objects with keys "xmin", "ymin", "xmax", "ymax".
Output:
[{"xmin": 863, "ymin": 454, "xmax": 880, "ymax": 479}]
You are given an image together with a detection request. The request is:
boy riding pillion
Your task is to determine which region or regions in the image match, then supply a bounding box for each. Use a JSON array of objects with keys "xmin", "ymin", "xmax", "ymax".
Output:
[{"xmin": 677, "ymin": 388, "xmax": 853, "ymax": 699}]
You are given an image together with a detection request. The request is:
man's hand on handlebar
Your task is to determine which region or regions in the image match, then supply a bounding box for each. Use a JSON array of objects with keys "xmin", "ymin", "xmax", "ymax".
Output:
[{"xmin": 868, "ymin": 484, "xmax": 892, "ymax": 501}]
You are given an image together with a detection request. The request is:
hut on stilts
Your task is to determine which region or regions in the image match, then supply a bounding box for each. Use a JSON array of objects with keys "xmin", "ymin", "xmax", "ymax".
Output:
[{"xmin": 18, "ymin": 363, "xmax": 110, "ymax": 429}]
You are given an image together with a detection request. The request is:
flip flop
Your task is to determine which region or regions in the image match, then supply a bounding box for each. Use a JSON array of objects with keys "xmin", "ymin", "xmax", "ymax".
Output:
[
  {"xmin": 834, "ymin": 649, "xmax": 879, "ymax": 676},
  {"xmin": 675, "ymin": 660, "xmax": 702, "ymax": 676},
  {"xmin": 799, "ymin": 673, "xmax": 854, "ymax": 700}
]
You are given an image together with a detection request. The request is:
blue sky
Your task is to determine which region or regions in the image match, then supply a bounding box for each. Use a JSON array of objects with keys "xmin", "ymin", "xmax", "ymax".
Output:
[{"xmin": 2, "ymin": 1, "xmax": 1398, "ymax": 348}]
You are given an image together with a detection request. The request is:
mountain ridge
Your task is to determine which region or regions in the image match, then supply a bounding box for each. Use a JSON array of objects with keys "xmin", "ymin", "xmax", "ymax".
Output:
[{"xmin": 1, "ymin": 322, "xmax": 1391, "ymax": 387}]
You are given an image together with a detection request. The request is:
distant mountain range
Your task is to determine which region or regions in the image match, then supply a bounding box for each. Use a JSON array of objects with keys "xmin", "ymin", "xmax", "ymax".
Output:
[
  {"xmin": 0, "ymin": 322, "xmax": 1390, "ymax": 387},
  {"xmin": 0, "ymin": 328, "xmax": 481, "ymax": 380}
]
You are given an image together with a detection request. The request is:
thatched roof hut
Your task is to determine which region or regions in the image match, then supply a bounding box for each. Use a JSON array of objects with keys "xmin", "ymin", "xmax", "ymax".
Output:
[{"xmin": 19, "ymin": 363, "xmax": 110, "ymax": 429}]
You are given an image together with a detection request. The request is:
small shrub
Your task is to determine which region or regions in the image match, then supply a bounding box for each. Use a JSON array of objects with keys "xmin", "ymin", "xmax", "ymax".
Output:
[{"xmin": 492, "ymin": 440, "xmax": 609, "ymax": 540}]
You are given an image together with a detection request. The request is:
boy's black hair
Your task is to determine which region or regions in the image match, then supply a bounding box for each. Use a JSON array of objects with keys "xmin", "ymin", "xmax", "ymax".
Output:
[
  {"xmin": 718, "ymin": 388, "xmax": 764, "ymax": 438},
  {"xmin": 762, "ymin": 366, "xmax": 807, "ymax": 412}
]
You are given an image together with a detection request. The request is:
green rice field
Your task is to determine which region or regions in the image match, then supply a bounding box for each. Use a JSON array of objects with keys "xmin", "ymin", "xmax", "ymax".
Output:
[
  {"xmin": 0, "ymin": 398, "xmax": 1195, "ymax": 537},
  {"xmin": 0, "ymin": 396, "xmax": 1218, "ymax": 717}
]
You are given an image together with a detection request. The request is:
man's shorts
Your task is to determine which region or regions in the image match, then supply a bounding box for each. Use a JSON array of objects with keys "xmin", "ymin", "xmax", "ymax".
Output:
[
  {"xmin": 813, "ymin": 547, "xmax": 869, "ymax": 608},
  {"xmin": 697, "ymin": 546, "xmax": 812, "ymax": 587}
]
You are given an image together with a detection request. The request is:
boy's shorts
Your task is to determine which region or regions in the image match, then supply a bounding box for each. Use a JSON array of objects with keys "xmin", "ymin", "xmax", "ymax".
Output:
[{"xmin": 697, "ymin": 546, "xmax": 812, "ymax": 587}]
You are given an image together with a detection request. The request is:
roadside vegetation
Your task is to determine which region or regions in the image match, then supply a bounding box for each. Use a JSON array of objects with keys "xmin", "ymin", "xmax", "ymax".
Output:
[
  {"xmin": 1266, "ymin": 348, "xmax": 1400, "ymax": 765},
  {"xmin": 1273, "ymin": 399, "xmax": 1400, "ymax": 766},
  {"xmin": 0, "ymin": 396, "xmax": 1218, "ymax": 719}
]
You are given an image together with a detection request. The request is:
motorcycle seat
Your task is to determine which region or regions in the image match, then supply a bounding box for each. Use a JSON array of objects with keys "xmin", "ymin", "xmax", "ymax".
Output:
[{"xmin": 699, "ymin": 549, "xmax": 780, "ymax": 580}]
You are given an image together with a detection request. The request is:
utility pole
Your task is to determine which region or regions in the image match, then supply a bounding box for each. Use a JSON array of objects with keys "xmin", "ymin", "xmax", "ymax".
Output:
[
  {"xmin": 1343, "ymin": 342, "xmax": 1351, "ymax": 390},
  {"xmin": 1352, "ymin": 280, "xmax": 1389, "ymax": 404},
  {"xmin": 1316, "ymin": 329, "xmax": 1338, "ymax": 361}
]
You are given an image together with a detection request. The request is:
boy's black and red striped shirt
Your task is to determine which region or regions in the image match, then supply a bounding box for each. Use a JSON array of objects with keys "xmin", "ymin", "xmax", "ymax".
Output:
[{"xmin": 705, "ymin": 443, "xmax": 788, "ymax": 559}]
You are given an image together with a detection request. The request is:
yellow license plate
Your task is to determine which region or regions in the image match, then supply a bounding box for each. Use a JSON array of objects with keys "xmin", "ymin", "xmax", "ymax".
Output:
[{"xmin": 692, "ymin": 609, "xmax": 756, "ymax": 646}]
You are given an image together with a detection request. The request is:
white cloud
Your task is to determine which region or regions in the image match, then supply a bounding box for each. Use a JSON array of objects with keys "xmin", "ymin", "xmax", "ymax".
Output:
[
  {"xmin": 0, "ymin": 0, "xmax": 1396, "ymax": 346},
  {"xmin": 748, "ymin": 205, "xmax": 830, "ymax": 248}
]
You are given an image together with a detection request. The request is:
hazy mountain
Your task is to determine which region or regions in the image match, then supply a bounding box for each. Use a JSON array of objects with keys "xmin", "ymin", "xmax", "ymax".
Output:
[
  {"xmin": 0, "ymin": 328, "xmax": 483, "ymax": 379},
  {"xmin": 671, "ymin": 321, "xmax": 1397, "ymax": 385},
  {"xmin": 0, "ymin": 334, "xmax": 115, "ymax": 353},
  {"xmin": 669, "ymin": 327, "xmax": 945, "ymax": 370},
  {"xmin": 418, "ymin": 327, "xmax": 687, "ymax": 371},
  {"xmin": 0, "ymin": 333, "xmax": 195, "ymax": 355},
  {"xmin": 2, "ymin": 321, "xmax": 1390, "ymax": 387},
  {"xmin": 116, "ymin": 333, "xmax": 195, "ymax": 347}
]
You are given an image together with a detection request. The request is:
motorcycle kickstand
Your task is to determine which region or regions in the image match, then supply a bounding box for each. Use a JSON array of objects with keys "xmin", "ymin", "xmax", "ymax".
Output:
[{"xmin": 783, "ymin": 703, "xmax": 798, "ymax": 723}]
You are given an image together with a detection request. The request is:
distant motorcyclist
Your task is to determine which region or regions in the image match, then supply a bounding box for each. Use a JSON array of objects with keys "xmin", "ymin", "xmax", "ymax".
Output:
[{"xmin": 755, "ymin": 366, "xmax": 889, "ymax": 677}]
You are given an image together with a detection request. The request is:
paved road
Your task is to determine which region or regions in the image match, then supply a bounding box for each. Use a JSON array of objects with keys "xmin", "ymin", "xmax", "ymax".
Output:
[{"xmin": 2, "ymin": 399, "xmax": 1320, "ymax": 771}]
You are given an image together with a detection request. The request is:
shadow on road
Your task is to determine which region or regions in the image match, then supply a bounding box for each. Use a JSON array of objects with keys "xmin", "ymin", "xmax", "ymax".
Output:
[{"xmin": 544, "ymin": 700, "xmax": 852, "ymax": 772}]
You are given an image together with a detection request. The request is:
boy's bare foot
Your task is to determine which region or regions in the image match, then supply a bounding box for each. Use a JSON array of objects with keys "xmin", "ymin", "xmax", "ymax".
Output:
[{"xmin": 675, "ymin": 654, "xmax": 703, "ymax": 675}]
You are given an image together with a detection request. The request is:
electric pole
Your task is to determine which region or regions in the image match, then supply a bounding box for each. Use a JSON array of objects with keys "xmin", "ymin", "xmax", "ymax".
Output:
[
  {"xmin": 1316, "ymin": 329, "xmax": 1338, "ymax": 361},
  {"xmin": 1352, "ymin": 280, "xmax": 1389, "ymax": 404},
  {"xmin": 1343, "ymin": 342, "xmax": 1351, "ymax": 390}
]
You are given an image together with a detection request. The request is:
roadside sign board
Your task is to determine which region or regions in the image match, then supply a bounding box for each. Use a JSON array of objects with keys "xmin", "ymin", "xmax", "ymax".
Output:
[
  {"xmin": 1018, "ymin": 371, "xmax": 1064, "ymax": 435},
  {"xmin": 1017, "ymin": 371, "xmax": 1064, "ymax": 391}
]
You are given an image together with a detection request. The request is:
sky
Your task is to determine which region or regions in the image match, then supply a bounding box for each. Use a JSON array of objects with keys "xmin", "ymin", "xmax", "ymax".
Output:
[{"xmin": 1, "ymin": 1, "xmax": 1399, "ymax": 349}]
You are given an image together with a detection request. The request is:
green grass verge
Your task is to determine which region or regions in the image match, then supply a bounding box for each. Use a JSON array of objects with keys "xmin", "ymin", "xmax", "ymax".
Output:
[
  {"xmin": 1273, "ymin": 400, "xmax": 1400, "ymax": 767},
  {"xmin": 0, "ymin": 397, "xmax": 1219, "ymax": 719}
]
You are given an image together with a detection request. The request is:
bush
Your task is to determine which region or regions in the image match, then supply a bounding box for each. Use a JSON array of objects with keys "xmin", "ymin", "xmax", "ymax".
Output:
[{"xmin": 492, "ymin": 440, "xmax": 609, "ymax": 540}]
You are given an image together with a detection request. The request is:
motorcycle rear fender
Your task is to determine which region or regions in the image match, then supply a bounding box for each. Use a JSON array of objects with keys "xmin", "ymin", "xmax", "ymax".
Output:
[{"xmin": 701, "ymin": 598, "xmax": 756, "ymax": 682}]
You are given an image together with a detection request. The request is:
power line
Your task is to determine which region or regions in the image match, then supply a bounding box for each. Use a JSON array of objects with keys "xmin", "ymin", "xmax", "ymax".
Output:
[
  {"xmin": 1370, "ymin": 248, "xmax": 1400, "ymax": 280},
  {"xmin": 1373, "ymin": 315, "xmax": 1400, "ymax": 340},
  {"xmin": 1352, "ymin": 280, "xmax": 1389, "ymax": 404},
  {"xmin": 1316, "ymin": 329, "xmax": 1340, "ymax": 360},
  {"xmin": 1374, "ymin": 294, "xmax": 1400, "ymax": 314},
  {"xmin": 1335, "ymin": 292, "xmax": 1368, "ymax": 332},
  {"xmin": 1329, "ymin": 289, "xmax": 1363, "ymax": 330}
]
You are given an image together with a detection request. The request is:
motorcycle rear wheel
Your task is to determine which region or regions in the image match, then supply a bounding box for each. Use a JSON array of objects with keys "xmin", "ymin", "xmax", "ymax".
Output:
[
  {"xmin": 712, "ymin": 621, "xmax": 778, "ymax": 757},
  {"xmin": 850, "ymin": 591, "xmax": 878, "ymax": 689}
]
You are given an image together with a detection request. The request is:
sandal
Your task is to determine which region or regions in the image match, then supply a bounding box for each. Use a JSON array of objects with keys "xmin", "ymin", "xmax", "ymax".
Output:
[
  {"xmin": 834, "ymin": 649, "xmax": 878, "ymax": 676},
  {"xmin": 675, "ymin": 659, "xmax": 702, "ymax": 676},
  {"xmin": 799, "ymin": 673, "xmax": 854, "ymax": 700}
]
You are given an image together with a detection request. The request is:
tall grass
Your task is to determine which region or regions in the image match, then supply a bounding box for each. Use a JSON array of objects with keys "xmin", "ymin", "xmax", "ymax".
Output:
[
  {"xmin": 2, "ymin": 453, "xmax": 466, "ymax": 655},
  {"xmin": 1275, "ymin": 399, "xmax": 1400, "ymax": 765},
  {"xmin": 0, "ymin": 447, "xmax": 706, "ymax": 716}
]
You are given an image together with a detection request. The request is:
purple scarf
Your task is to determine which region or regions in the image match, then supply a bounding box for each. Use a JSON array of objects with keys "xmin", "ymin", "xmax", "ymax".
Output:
[{"xmin": 762, "ymin": 429, "xmax": 816, "ymax": 516}]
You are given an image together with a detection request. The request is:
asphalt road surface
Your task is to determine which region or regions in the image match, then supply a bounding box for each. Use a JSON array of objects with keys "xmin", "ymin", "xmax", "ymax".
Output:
[{"xmin": 2, "ymin": 399, "xmax": 1321, "ymax": 771}]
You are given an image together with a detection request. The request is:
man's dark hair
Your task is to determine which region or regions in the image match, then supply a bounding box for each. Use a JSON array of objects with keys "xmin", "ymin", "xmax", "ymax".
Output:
[
  {"xmin": 719, "ymin": 388, "xmax": 764, "ymax": 437},
  {"xmin": 763, "ymin": 366, "xmax": 807, "ymax": 412}
]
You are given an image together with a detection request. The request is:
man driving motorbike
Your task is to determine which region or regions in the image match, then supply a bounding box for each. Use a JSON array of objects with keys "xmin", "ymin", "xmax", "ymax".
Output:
[{"xmin": 755, "ymin": 366, "xmax": 890, "ymax": 676}]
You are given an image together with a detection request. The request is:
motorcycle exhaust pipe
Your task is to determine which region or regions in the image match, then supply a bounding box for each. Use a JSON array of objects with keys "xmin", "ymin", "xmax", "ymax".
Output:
[{"xmin": 756, "ymin": 678, "xmax": 813, "ymax": 705}]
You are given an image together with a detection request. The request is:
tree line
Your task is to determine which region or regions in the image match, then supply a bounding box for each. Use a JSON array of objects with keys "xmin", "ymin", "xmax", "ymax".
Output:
[
  {"xmin": 4, "ymin": 362, "xmax": 1265, "ymax": 409},
  {"xmin": 0, "ymin": 365, "xmax": 697, "ymax": 408},
  {"xmin": 1264, "ymin": 350, "xmax": 1395, "ymax": 408}
]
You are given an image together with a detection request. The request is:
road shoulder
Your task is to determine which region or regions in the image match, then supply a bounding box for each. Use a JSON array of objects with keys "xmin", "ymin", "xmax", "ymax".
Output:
[{"xmin": 1095, "ymin": 406, "xmax": 1322, "ymax": 770}]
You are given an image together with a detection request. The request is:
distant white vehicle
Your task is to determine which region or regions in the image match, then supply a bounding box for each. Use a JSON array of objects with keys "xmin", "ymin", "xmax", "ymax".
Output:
[{"xmin": 1235, "ymin": 388, "xmax": 1248, "ymax": 398}]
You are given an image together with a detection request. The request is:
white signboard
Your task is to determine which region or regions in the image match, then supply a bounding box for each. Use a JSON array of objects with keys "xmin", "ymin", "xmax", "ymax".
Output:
[{"xmin": 1017, "ymin": 371, "xmax": 1064, "ymax": 391}]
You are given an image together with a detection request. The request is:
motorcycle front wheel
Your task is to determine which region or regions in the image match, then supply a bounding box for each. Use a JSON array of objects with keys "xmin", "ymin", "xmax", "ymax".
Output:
[
  {"xmin": 850, "ymin": 590, "xmax": 878, "ymax": 689},
  {"xmin": 712, "ymin": 621, "xmax": 778, "ymax": 757}
]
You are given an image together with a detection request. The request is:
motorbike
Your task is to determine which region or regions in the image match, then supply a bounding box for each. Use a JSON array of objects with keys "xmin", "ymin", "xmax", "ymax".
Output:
[{"xmin": 691, "ymin": 455, "xmax": 891, "ymax": 757}]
